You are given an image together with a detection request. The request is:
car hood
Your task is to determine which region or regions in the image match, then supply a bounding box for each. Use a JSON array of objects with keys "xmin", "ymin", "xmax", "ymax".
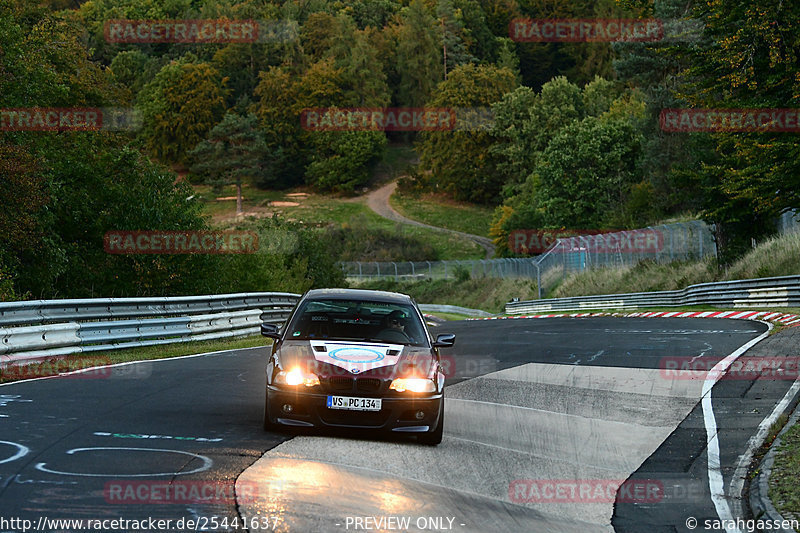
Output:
[{"xmin": 276, "ymin": 340, "xmax": 437, "ymax": 379}]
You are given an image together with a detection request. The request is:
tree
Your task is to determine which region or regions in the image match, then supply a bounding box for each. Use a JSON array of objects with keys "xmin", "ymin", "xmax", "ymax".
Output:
[
  {"xmin": 190, "ymin": 113, "xmax": 268, "ymax": 215},
  {"xmin": 436, "ymin": 0, "xmax": 477, "ymax": 80},
  {"xmin": 416, "ymin": 64, "xmax": 518, "ymax": 203},
  {"xmin": 338, "ymin": 29, "xmax": 391, "ymax": 107},
  {"xmin": 612, "ymin": 0, "xmax": 705, "ymax": 221},
  {"xmin": 393, "ymin": 0, "xmax": 442, "ymax": 107},
  {"xmin": 490, "ymin": 76, "xmax": 586, "ymax": 195},
  {"xmin": 530, "ymin": 116, "xmax": 644, "ymax": 228},
  {"xmin": 346, "ymin": 0, "xmax": 401, "ymax": 30},
  {"xmin": 137, "ymin": 55, "xmax": 229, "ymax": 165},
  {"xmin": 251, "ymin": 59, "xmax": 350, "ymax": 188},
  {"xmin": 683, "ymin": 0, "xmax": 800, "ymax": 261},
  {"xmin": 300, "ymin": 12, "xmax": 342, "ymax": 61},
  {"xmin": 489, "ymin": 76, "xmax": 646, "ymax": 251},
  {"xmin": 495, "ymin": 37, "xmax": 521, "ymax": 82},
  {"xmin": 109, "ymin": 50, "xmax": 152, "ymax": 100}
]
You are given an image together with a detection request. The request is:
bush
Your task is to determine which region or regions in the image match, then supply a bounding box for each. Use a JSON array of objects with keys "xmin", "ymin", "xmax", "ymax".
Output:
[{"xmin": 318, "ymin": 217, "xmax": 440, "ymax": 262}]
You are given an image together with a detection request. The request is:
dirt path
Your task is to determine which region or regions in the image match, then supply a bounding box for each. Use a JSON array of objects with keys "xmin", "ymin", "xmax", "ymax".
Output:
[{"xmin": 365, "ymin": 181, "xmax": 496, "ymax": 259}]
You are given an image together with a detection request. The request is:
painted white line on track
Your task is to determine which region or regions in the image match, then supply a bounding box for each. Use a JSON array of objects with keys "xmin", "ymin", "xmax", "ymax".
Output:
[
  {"xmin": 0, "ymin": 441, "xmax": 29, "ymax": 465},
  {"xmin": 701, "ymin": 320, "xmax": 773, "ymax": 533},
  {"xmin": 34, "ymin": 447, "xmax": 213, "ymax": 477}
]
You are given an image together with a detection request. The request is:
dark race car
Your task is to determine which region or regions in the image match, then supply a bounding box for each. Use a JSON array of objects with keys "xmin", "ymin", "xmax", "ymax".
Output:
[{"xmin": 260, "ymin": 288, "xmax": 455, "ymax": 445}]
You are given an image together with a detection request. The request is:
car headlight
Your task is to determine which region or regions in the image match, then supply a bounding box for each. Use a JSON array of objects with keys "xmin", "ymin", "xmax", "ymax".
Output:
[
  {"xmin": 389, "ymin": 377, "xmax": 436, "ymax": 393},
  {"xmin": 275, "ymin": 368, "xmax": 320, "ymax": 387}
]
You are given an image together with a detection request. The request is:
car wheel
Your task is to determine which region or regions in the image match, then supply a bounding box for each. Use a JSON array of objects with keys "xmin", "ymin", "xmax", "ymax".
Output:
[
  {"xmin": 263, "ymin": 390, "xmax": 278, "ymax": 432},
  {"xmin": 418, "ymin": 397, "xmax": 444, "ymax": 446}
]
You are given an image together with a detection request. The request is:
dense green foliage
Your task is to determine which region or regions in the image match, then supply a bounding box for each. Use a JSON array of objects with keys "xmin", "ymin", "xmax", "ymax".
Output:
[
  {"xmin": 189, "ymin": 113, "xmax": 268, "ymax": 212},
  {"xmin": 2, "ymin": 0, "xmax": 797, "ymax": 300},
  {"xmin": 0, "ymin": 2, "xmax": 343, "ymax": 299}
]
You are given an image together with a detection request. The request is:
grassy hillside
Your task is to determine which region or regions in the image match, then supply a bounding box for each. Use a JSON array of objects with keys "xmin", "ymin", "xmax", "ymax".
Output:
[
  {"xmin": 552, "ymin": 231, "xmax": 800, "ymax": 298},
  {"xmin": 389, "ymin": 190, "xmax": 495, "ymax": 238},
  {"xmin": 196, "ymin": 184, "xmax": 485, "ymax": 261}
]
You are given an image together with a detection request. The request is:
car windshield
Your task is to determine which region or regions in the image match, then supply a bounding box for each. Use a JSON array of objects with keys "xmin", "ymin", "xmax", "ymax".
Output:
[{"xmin": 285, "ymin": 299, "xmax": 427, "ymax": 347}]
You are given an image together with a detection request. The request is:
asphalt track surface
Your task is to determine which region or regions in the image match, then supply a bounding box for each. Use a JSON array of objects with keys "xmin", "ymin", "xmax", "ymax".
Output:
[{"xmin": 0, "ymin": 317, "xmax": 795, "ymax": 533}]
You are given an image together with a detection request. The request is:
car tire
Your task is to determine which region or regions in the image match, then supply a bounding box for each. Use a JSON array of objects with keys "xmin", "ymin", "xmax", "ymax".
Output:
[
  {"xmin": 418, "ymin": 397, "xmax": 444, "ymax": 446},
  {"xmin": 263, "ymin": 390, "xmax": 278, "ymax": 432}
]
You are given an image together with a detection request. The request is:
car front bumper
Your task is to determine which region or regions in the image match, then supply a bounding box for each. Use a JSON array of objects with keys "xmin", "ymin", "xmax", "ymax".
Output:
[{"xmin": 266, "ymin": 386, "xmax": 443, "ymax": 433}]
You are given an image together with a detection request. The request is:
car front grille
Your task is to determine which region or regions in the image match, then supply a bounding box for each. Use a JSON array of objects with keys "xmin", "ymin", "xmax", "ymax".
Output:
[
  {"xmin": 322, "ymin": 377, "xmax": 387, "ymax": 395},
  {"xmin": 356, "ymin": 378, "xmax": 382, "ymax": 393},
  {"xmin": 327, "ymin": 377, "xmax": 353, "ymax": 392}
]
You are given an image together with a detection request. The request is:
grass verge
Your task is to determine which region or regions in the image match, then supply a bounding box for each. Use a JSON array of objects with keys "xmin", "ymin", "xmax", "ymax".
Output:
[
  {"xmin": 355, "ymin": 277, "xmax": 538, "ymax": 313},
  {"xmin": 390, "ymin": 190, "xmax": 494, "ymax": 238},
  {"xmin": 551, "ymin": 257, "xmax": 719, "ymax": 298},
  {"xmin": 0, "ymin": 335, "xmax": 268, "ymax": 384},
  {"xmin": 769, "ymin": 415, "xmax": 800, "ymax": 522},
  {"xmin": 550, "ymin": 231, "xmax": 800, "ymax": 299}
]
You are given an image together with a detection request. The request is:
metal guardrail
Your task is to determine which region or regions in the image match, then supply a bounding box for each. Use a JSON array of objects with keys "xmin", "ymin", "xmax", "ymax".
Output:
[
  {"xmin": 0, "ymin": 293, "xmax": 299, "ymax": 327},
  {"xmin": 418, "ymin": 304, "xmax": 494, "ymax": 318},
  {"xmin": 0, "ymin": 293, "xmax": 300, "ymax": 365},
  {"xmin": 505, "ymin": 275, "xmax": 800, "ymax": 314}
]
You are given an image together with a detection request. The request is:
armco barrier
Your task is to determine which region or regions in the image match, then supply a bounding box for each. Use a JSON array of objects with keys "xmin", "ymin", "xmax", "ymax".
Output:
[
  {"xmin": 506, "ymin": 275, "xmax": 800, "ymax": 314},
  {"xmin": 418, "ymin": 304, "xmax": 493, "ymax": 318},
  {"xmin": 0, "ymin": 293, "xmax": 300, "ymax": 366},
  {"xmin": 0, "ymin": 293, "xmax": 299, "ymax": 327}
]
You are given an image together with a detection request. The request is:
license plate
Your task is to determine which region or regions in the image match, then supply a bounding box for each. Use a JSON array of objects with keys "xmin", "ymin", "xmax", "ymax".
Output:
[{"xmin": 326, "ymin": 395, "xmax": 382, "ymax": 411}]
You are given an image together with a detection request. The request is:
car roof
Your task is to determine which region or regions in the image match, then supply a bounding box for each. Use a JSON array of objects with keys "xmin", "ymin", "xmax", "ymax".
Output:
[{"xmin": 303, "ymin": 288, "xmax": 414, "ymax": 305}]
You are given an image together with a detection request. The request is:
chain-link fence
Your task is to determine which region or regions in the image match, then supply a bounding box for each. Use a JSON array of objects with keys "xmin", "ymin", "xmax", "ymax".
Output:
[
  {"xmin": 532, "ymin": 221, "xmax": 715, "ymax": 297},
  {"xmin": 342, "ymin": 221, "xmax": 717, "ymax": 295},
  {"xmin": 778, "ymin": 209, "xmax": 800, "ymax": 235},
  {"xmin": 340, "ymin": 258, "xmax": 539, "ymax": 282}
]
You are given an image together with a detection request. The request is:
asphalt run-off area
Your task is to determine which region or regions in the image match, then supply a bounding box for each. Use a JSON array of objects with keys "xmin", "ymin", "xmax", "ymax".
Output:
[{"xmin": 1, "ymin": 316, "xmax": 798, "ymax": 532}]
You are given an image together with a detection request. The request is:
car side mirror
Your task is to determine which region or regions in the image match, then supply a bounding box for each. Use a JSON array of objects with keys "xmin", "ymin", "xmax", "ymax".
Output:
[
  {"xmin": 432, "ymin": 333, "xmax": 455, "ymax": 348},
  {"xmin": 260, "ymin": 322, "xmax": 281, "ymax": 340}
]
